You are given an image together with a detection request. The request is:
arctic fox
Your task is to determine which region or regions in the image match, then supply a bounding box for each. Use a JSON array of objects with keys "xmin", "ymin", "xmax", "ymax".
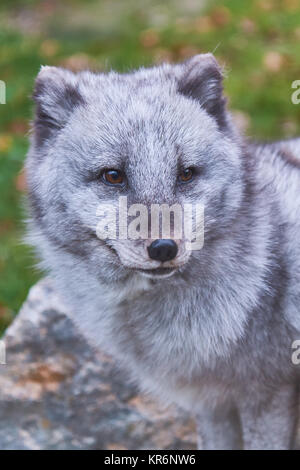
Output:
[{"xmin": 26, "ymin": 54, "xmax": 300, "ymax": 449}]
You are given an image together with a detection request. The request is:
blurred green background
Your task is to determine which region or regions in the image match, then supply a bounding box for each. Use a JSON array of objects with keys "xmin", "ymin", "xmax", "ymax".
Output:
[{"xmin": 0, "ymin": 0, "xmax": 300, "ymax": 334}]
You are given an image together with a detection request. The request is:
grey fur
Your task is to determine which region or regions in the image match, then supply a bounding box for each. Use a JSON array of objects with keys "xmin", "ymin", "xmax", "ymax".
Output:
[{"xmin": 25, "ymin": 54, "xmax": 300, "ymax": 450}]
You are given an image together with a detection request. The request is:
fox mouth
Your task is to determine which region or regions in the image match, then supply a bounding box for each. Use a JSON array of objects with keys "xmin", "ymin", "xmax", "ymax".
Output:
[{"xmin": 136, "ymin": 267, "xmax": 177, "ymax": 279}]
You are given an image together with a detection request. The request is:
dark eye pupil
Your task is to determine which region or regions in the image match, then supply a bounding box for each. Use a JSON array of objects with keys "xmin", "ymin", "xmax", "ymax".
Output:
[
  {"xmin": 109, "ymin": 171, "xmax": 119, "ymax": 180},
  {"xmin": 103, "ymin": 169, "xmax": 124, "ymax": 185},
  {"xmin": 181, "ymin": 168, "xmax": 193, "ymax": 181}
]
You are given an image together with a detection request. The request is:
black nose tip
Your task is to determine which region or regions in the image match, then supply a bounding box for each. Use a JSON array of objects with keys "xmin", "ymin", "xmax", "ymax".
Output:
[{"xmin": 147, "ymin": 239, "xmax": 178, "ymax": 262}]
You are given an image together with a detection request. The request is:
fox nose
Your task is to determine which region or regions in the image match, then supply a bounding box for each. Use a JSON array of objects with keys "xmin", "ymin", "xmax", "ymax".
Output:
[{"xmin": 147, "ymin": 239, "xmax": 178, "ymax": 262}]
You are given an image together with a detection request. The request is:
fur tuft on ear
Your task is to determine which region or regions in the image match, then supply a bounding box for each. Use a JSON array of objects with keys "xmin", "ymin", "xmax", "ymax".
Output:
[
  {"xmin": 32, "ymin": 66, "xmax": 85, "ymax": 146},
  {"xmin": 177, "ymin": 54, "xmax": 227, "ymax": 129}
]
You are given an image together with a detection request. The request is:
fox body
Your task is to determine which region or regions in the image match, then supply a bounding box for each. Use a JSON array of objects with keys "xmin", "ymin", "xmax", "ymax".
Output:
[{"xmin": 26, "ymin": 54, "xmax": 300, "ymax": 449}]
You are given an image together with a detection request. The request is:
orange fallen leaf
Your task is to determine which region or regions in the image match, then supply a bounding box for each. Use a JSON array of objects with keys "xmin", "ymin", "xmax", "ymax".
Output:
[
  {"xmin": 60, "ymin": 53, "xmax": 96, "ymax": 72},
  {"xmin": 194, "ymin": 16, "xmax": 215, "ymax": 33},
  {"xmin": 178, "ymin": 45, "xmax": 201, "ymax": 60},
  {"xmin": 40, "ymin": 39, "xmax": 60, "ymax": 58},
  {"xmin": 0, "ymin": 304, "xmax": 8, "ymax": 319},
  {"xmin": 15, "ymin": 169, "xmax": 27, "ymax": 192},
  {"xmin": 210, "ymin": 6, "xmax": 231, "ymax": 27},
  {"xmin": 263, "ymin": 51, "xmax": 285, "ymax": 72},
  {"xmin": 140, "ymin": 29, "xmax": 160, "ymax": 48},
  {"xmin": 283, "ymin": 0, "xmax": 299, "ymax": 11},
  {"xmin": 240, "ymin": 18, "xmax": 256, "ymax": 35},
  {"xmin": 258, "ymin": 0, "xmax": 273, "ymax": 11},
  {"xmin": 0, "ymin": 134, "xmax": 13, "ymax": 153},
  {"xmin": 8, "ymin": 119, "xmax": 28, "ymax": 136}
]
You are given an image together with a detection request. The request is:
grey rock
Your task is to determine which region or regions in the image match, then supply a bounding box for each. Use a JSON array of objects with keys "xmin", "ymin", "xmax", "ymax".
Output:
[{"xmin": 0, "ymin": 279, "xmax": 196, "ymax": 450}]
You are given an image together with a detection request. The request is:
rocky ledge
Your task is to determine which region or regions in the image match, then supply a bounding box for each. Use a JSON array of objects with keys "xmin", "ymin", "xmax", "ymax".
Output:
[{"xmin": 0, "ymin": 279, "xmax": 196, "ymax": 450}]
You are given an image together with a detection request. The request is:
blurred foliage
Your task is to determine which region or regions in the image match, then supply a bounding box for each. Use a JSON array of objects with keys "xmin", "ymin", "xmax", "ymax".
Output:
[{"xmin": 0, "ymin": 0, "xmax": 300, "ymax": 334}]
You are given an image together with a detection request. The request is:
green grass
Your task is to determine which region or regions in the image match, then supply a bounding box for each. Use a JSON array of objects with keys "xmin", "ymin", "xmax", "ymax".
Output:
[{"xmin": 0, "ymin": 0, "xmax": 300, "ymax": 334}]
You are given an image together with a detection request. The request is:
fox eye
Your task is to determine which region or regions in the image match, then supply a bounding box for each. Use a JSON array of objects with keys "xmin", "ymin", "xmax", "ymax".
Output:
[
  {"xmin": 102, "ymin": 169, "xmax": 125, "ymax": 186},
  {"xmin": 179, "ymin": 167, "xmax": 194, "ymax": 183}
]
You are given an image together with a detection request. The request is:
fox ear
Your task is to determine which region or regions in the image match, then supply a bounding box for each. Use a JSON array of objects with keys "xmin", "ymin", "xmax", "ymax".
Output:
[
  {"xmin": 177, "ymin": 54, "xmax": 227, "ymax": 129},
  {"xmin": 32, "ymin": 66, "xmax": 85, "ymax": 146}
]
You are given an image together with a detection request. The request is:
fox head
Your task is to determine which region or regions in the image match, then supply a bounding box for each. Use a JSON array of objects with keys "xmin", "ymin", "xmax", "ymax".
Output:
[{"xmin": 26, "ymin": 54, "xmax": 245, "ymax": 284}]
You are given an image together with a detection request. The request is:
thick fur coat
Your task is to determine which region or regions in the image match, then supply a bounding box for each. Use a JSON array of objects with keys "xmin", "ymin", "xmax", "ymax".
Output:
[{"xmin": 25, "ymin": 54, "xmax": 300, "ymax": 449}]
